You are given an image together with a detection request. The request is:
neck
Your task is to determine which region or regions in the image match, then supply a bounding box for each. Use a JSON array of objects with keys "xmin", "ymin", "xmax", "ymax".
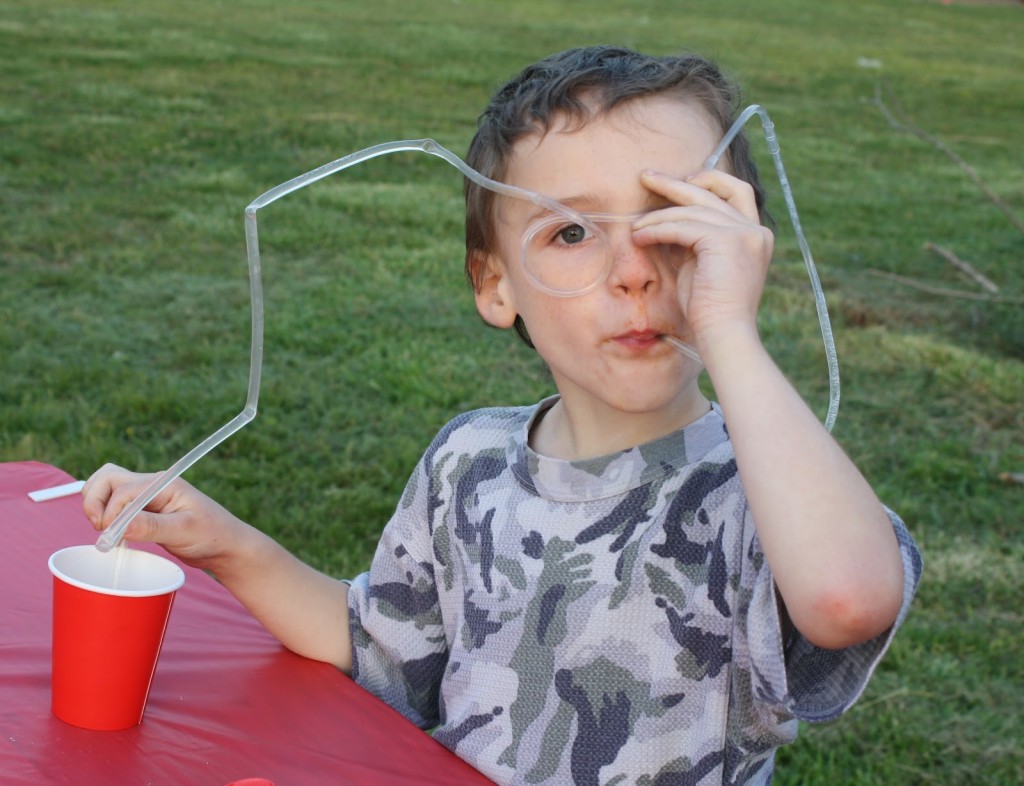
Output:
[{"xmin": 530, "ymin": 391, "xmax": 711, "ymax": 461}]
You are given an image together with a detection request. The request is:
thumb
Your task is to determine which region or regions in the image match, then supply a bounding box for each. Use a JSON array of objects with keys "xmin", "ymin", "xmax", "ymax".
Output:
[
  {"xmin": 119, "ymin": 509, "xmax": 210, "ymax": 570},
  {"xmin": 120, "ymin": 509, "xmax": 184, "ymax": 548}
]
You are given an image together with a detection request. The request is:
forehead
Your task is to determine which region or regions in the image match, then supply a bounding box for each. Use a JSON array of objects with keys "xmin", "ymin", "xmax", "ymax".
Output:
[{"xmin": 502, "ymin": 95, "xmax": 721, "ymax": 209}]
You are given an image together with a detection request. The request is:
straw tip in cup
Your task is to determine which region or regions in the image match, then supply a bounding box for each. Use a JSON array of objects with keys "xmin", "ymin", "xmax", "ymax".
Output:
[{"xmin": 49, "ymin": 545, "xmax": 185, "ymax": 596}]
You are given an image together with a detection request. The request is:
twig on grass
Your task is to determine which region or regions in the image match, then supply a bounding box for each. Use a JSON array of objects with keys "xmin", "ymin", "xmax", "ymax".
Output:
[
  {"xmin": 924, "ymin": 242, "xmax": 1001, "ymax": 293},
  {"xmin": 872, "ymin": 81, "xmax": 1024, "ymax": 236},
  {"xmin": 851, "ymin": 686, "xmax": 910, "ymax": 713},
  {"xmin": 866, "ymin": 270, "xmax": 1024, "ymax": 304}
]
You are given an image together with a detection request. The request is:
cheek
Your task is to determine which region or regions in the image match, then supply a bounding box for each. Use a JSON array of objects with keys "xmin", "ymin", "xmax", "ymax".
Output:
[
  {"xmin": 518, "ymin": 297, "xmax": 601, "ymax": 359},
  {"xmin": 516, "ymin": 300, "xmax": 565, "ymax": 342}
]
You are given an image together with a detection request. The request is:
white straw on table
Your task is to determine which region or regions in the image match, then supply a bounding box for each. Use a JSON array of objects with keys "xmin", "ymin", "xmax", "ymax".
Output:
[{"xmin": 28, "ymin": 480, "xmax": 85, "ymax": 503}]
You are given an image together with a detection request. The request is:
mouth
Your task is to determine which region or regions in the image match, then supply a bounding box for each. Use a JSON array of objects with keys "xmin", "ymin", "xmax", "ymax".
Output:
[
  {"xmin": 611, "ymin": 329, "xmax": 666, "ymax": 349},
  {"xmin": 608, "ymin": 329, "xmax": 701, "ymax": 362}
]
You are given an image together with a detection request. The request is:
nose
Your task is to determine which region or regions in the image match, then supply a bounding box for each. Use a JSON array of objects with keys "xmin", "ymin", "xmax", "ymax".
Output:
[{"xmin": 605, "ymin": 227, "xmax": 663, "ymax": 294}]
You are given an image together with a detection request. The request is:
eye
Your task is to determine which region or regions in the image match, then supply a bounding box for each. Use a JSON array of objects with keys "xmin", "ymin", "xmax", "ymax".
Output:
[{"xmin": 555, "ymin": 223, "xmax": 588, "ymax": 246}]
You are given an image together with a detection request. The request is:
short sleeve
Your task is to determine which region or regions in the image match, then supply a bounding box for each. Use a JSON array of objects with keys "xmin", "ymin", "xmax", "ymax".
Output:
[
  {"xmin": 741, "ymin": 506, "xmax": 923, "ymax": 723},
  {"xmin": 347, "ymin": 454, "xmax": 448, "ymax": 729}
]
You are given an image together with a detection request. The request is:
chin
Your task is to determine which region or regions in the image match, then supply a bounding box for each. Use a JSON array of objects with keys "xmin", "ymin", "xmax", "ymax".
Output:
[{"xmin": 607, "ymin": 385, "xmax": 704, "ymax": 417}]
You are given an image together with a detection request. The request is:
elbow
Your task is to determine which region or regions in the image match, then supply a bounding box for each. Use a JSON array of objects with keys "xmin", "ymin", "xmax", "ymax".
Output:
[{"xmin": 791, "ymin": 573, "xmax": 904, "ymax": 650}]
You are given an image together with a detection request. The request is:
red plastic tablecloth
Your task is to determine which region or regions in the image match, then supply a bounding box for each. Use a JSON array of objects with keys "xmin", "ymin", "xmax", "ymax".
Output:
[{"xmin": 0, "ymin": 461, "xmax": 493, "ymax": 786}]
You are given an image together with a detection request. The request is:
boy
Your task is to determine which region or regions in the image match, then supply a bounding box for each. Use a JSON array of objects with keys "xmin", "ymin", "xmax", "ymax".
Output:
[{"xmin": 84, "ymin": 46, "xmax": 921, "ymax": 785}]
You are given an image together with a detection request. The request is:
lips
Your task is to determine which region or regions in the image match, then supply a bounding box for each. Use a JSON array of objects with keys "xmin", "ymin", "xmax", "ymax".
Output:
[{"xmin": 611, "ymin": 329, "xmax": 664, "ymax": 348}]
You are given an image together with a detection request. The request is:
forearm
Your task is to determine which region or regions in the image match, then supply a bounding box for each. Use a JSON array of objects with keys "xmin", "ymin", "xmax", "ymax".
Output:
[
  {"xmin": 701, "ymin": 326, "xmax": 904, "ymax": 649},
  {"xmin": 209, "ymin": 525, "xmax": 353, "ymax": 672}
]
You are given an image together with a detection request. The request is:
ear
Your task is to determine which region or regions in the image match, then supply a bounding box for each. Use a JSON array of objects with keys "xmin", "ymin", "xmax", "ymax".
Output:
[{"xmin": 472, "ymin": 252, "xmax": 518, "ymax": 329}]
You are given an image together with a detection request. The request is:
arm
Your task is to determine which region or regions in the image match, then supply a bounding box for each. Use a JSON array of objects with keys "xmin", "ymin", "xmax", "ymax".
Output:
[
  {"xmin": 634, "ymin": 169, "xmax": 905, "ymax": 649},
  {"xmin": 82, "ymin": 465, "xmax": 353, "ymax": 671},
  {"xmin": 700, "ymin": 326, "xmax": 903, "ymax": 649}
]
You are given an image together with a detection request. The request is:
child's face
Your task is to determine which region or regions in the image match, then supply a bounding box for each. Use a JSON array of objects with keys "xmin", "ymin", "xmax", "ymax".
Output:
[{"xmin": 475, "ymin": 95, "xmax": 721, "ymax": 423}]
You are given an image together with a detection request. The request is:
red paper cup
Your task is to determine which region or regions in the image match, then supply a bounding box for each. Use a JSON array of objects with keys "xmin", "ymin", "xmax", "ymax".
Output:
[{"xmin": 49, "ymin": 545, "xmax": 185, "ymax": 730}]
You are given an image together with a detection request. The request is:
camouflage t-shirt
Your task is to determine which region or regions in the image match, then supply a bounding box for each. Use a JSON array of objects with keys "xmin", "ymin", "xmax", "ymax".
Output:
[{"xmin": 347, "ymin": 398, "xmax": 922, "ymax": 785}]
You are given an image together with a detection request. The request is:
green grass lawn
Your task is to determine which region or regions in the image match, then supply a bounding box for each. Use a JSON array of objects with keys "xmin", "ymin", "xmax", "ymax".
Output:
[{"xmin": 2, "ymin": 0, "xmax": 1021, "ymax": 782}]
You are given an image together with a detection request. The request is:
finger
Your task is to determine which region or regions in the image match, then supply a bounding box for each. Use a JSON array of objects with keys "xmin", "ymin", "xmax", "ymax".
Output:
[
  {"xmin": 683, "ymin": 170, "xmax": 759, "ymax": 220},
  {"xmin": 640, "ymin": 169, "xmax": 758, "ymax": 222},
  {"xmin": 633, "ymin": 204, "xmax": 752, "ymax": 236},
  {"xmin": 632, "ymin": 207, "xmax": 773, "ymax": 255},
  {"xmin": 96, "ymin": 472, "xmax": 177, "ymax": 532},
  {"xmin": 81, "ymin": 463, "xmax": 130, "ymax": 530},
  {"xmin": 97, "ymin": 478, "xmax": 152, "ymax": 530}
]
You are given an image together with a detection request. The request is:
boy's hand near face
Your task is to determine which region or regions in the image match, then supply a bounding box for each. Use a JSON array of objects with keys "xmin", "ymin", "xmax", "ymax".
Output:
[
  {"xmin": 633, "ymin": 168, "xmax": 906, "ymax": 650},
  {"xmin": 633, "ymin": 168, "xmax": 773, "ymax": 354},
  {"xmin": 83, "ymin": 464, "xmax": 353, "ymax": 672}
]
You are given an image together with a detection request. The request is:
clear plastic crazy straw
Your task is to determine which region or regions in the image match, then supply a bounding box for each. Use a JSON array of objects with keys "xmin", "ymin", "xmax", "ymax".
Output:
[
  {"xmin": 702, "ymin": 105, "xmax": 840, "ymax": 432},
  {"xmin": 97, "ymin": 104, "xmax": 838, "ymax": 552}
]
